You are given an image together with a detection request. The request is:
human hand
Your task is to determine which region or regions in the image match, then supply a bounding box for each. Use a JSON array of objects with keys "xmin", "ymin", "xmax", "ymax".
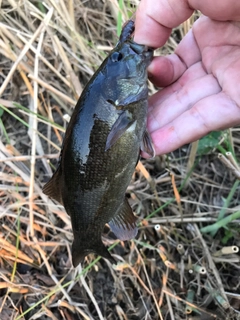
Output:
[{"xmin": 134, "ymin": 0, "xmax": 240, "ymax": 155}]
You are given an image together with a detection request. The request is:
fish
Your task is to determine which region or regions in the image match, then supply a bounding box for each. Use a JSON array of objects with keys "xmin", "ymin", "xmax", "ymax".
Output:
[{"xmin": 43, "ymin": 20, "xmax": 154, "ymax": 267}]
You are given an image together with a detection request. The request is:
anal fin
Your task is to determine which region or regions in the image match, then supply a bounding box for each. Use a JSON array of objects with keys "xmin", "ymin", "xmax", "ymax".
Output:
[
  {"xmin": 42, "ymin": 167, "xmax": 63, "ymax": 204},
  {"xmin": 108, "ymin": 197, "xmax": 138, "ymax": 241}
]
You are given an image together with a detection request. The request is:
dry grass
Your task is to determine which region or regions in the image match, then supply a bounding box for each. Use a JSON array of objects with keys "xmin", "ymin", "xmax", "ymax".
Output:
[{"xmin": 0, "ymin": 1, "xmax": 240, "ymax": 319}]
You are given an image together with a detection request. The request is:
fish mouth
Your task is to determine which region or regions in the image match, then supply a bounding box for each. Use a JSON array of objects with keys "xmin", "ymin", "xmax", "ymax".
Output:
[{"xmin": 129, "ymin": 42, "xmax": 153, "ymax": 63}]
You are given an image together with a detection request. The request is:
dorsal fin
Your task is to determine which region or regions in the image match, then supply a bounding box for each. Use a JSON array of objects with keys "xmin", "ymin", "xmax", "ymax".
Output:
[
  {"xmin": 42, "ymin": 167, "xmax": 63, "ymax": 204},
  {"xmin": 108, "ymin": 197, "xmax": 138, "ymax": 241}
]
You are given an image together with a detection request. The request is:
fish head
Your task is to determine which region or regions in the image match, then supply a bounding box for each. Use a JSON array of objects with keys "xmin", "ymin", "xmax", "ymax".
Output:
[{"xmin": 101, "ymin": 40, "xmax": 153, "ymax": 106}]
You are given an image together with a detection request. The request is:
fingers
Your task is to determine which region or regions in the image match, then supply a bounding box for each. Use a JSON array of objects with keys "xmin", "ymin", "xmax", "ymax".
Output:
[
  {"xmin": 148, "ymin": 71, "xmax": 221, "ymax": 133},
  {"xmin": 148, "ymin": 55, "xmax": 186, "ymax": 88},
  {"xmin": 134, "ymin": 0, "xmax": 193, "ymax": 47},
  {"xmin": 148, "ymin": 28, "xmax": 202, "ymax": 87},
  {"xmin": 134, "ymin": 0, "xmax": 240, "ymax": 49},
  {"xmin": 150, "ymin": 92, "xmax": 240, "ymax": 155},
  {"xmin": 148, "ymin": 61, "xmax": 208, "ymax": 108},
  {"xmin": 189, "ymin": 0, "xmax": 240, "ymax": 21}
]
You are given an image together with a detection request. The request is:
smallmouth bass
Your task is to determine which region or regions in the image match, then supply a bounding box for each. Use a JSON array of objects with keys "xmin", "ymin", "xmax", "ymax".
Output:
[{"xmin": 43, "ymin": 20, "xmax": 154, "ymax": 266}]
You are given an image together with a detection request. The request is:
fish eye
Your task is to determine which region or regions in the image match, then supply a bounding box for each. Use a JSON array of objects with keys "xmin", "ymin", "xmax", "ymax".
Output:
[{"xmin": 111, "ymin": 52, "xmax": 123, "ymax": 62}]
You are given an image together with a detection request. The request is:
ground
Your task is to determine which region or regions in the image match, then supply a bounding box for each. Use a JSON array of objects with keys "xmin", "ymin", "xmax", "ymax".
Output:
[{"xmin": 0, "ymin": 1, "xmax": 240, "ymax": 319}]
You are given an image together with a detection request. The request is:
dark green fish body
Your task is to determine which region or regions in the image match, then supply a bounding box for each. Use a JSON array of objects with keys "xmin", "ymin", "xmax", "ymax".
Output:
[{"xmin": 43, "ymin": 21, "xmax": 154, "ymax": 266}]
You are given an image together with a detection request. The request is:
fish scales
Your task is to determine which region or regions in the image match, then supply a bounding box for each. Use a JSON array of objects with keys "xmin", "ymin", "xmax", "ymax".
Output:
[{"xmin": 43, "ymin": 20, "xmax": 154, "ymax": 266}]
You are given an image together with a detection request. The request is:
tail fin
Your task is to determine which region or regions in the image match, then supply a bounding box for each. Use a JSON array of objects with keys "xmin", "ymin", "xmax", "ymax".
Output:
[{"xmin": 72, "ymin": 237, "xmax": 115, "ymax": 267}]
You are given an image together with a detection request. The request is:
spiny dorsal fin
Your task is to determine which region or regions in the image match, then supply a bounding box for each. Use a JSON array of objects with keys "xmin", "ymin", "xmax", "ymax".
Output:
[
  {"xmin": 108, "ymin": 197, "xmax": 138, "ymax": 241},
  {"xmin": 42, "ymin": 167, "xmax": 63, "ymax": 204}
]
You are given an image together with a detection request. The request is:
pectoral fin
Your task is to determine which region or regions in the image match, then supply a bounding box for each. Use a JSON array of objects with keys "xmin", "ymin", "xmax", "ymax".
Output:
[
  {"xmin": 141, "ymin": 130, "xmax": 155, "ymax": 158},
  {"xmin": 42, "ymin": 167, "xmax": 63, "ymax": 204},
  {"xmin": 105, "ymin": 111, "xmax": 135, "ymax": 151},
  {"xmin": 109, "ymin": 197, "xmax": 138, "ymax": 241}
]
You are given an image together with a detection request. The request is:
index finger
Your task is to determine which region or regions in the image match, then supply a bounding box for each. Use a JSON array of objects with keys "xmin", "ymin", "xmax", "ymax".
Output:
[{"xmin": 134, "ymin": 0, "xmax": 193, "ymax": 48}]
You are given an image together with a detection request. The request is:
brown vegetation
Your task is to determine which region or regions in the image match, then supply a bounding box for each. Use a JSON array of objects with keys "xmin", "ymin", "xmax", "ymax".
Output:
[{"xmin": 0, "ymin": 1, "xmax": 240, "ymax": 319}]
